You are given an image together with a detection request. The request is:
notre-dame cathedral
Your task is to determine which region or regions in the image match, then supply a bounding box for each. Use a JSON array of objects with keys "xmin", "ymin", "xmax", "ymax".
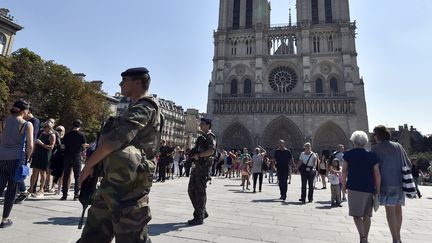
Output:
[{"xmin": 207, "ymin": 0, "xmax": 368, "ymax": 155}]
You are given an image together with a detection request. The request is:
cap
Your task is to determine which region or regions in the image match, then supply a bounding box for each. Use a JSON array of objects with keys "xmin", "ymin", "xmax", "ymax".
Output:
[
  {"xmin": 121, "ymin": 67, "xmax": 149, "ymax": 77},
  {"xmin": 72, "ymin": 119, "xmax": 82, "ymax": 127},
  {"xmin": 200, "ymin": 118, "xmax": 212, "ymax": 125}
]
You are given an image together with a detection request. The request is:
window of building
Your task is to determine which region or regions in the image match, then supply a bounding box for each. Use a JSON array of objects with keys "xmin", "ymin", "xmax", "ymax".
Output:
[
  {"xmin": 330, "ymin": 78, "xmax": 339, "ymax": 94},
  {"xmin": 0, "ymin": 33, "xmax": 6, "ymax": 55},
  {"xmin": 244, "ymin": 79, "xmax": 252, "ymax": 96},
  {"xmin": 325, "ymin": 0, "xmax": 333, "ymax": 23},
  {"xmin": 230, "ymin": 79, "xmax": 238, "ymax": 96},
  {"xmin": 315, "ymin": 78, "xmax": 323, "ymax": 94},
  {"xmin": 231, "ymin": 40, "xmax": 237, "ymax": 56},
  {"xmin": 246, "ymin": 0, "xmax": 253, "ymax": 29},
  {"xmin": 233, "ymin": 0, "xmax": 240, "ymax": 29},
  {"xmin": 327, "ymin": 35, "xmax": 334, "ymax": 52},
  {"xmin": 246, "ymin": 40, "xmax": 253, "ymax": 55},
  {"xmin": 313, "ymin": 36, "xmax": 320, "ymax": 53},
  {"xmin": 311, "ymin": 0, "xmax": 319, "ymax": 24}
]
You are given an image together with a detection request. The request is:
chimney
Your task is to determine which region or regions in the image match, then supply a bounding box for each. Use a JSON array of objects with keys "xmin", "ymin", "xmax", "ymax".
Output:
[
  {"xmin": 0, "ymin": 8, "xmax": 9, "ymax": 17},
  {"xmin": 74, "ymin": 73, "xmax": 86, "ymax": 82},
  {"xmin": 403, "ymin": 124, "xmax": 408, "ymax": 130},
  {"xmin": 398, "ymin": 126, "xmax": 403, "ymax": 131},
  {"xmin": 89, "ymin": 80, "xmax": 103, "ymax": 91}
]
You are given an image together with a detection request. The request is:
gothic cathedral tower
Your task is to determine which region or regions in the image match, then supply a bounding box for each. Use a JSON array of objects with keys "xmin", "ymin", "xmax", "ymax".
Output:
[{"xmin": 207, "ymin": 0, "xmax": 368, "ymax": 154}]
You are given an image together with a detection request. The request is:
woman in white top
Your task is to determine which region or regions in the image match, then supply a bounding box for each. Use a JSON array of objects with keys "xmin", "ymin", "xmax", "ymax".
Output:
[
  {"xmin": 251, "ymin": 146, "xmax": 266, "ymax": 193},
  {"xmin": 298, "ymin": 142, "xmax": 318, "ymax": 204},
  {"xmin": 173, "ymin": 146, "xmax": 181, "ymax": 177}
]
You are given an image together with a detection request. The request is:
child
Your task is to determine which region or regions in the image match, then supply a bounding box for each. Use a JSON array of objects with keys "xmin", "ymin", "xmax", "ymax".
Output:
[
  {"xmin": 241, "ymin": 158, "xmax": 251, "ymax": 190},
  {"xmin": 268, "ymin": 158, "xmax": 275, "ymax": 183},
  {"xmin": 328, "ymin": 158, "xmax": 342, "ymax": 207}
]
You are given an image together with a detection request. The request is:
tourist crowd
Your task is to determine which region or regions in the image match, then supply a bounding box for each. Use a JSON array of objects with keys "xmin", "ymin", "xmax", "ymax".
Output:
[{"xmin": 0, "ymin": 98, "xmax": 429, "ymax": 243}]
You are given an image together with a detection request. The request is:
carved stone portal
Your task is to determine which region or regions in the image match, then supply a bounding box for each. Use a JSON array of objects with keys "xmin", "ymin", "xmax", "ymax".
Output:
[
  {"xmin": 221, "ymin": 122, "xmax": 253, "ymax": 150},
  {"xmin": 261, "ymin": 116, "xmax": 304, "ymax": 154}
]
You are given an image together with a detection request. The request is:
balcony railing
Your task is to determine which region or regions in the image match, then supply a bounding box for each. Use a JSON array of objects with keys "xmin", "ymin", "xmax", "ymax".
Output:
[
  {"xmin": 218, "ymin": 92, "xmax": 348, "ymax": 99},
  {"xmin": 213, "ymin": 96, "xmax": 356, "ymax": 115}
]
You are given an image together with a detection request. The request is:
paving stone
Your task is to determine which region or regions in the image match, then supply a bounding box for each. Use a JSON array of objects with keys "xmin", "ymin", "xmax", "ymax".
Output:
[{"xmin": 1, "ymin": 175, "xmax": 431, "ymax": 242}]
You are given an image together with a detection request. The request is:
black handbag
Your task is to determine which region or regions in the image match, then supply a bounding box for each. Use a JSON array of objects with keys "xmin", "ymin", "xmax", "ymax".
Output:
[{"xmin": 299, "ymin": 153, "xmax": 313, "ymax": 173}]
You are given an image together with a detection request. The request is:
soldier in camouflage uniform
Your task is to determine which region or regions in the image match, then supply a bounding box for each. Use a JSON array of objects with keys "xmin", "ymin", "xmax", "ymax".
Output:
[
  {"xmin": 187, "ymin": 118, "xmax": 216, "ymax": 225},
  {"xmin": 77, "ymin": 67, "xmax": 163, "ymax": 243}
]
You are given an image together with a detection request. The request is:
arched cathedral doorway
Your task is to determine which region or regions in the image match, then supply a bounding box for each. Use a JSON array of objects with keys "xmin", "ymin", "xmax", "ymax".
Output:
[
  {"xmin": 221, "ymin": 122, "xmax": 253, "ymax": 151},
  {"xmin": 313, "ymin": 121, "xmax": 349, "ymax": 153},
  {"xmin": 261, "ymin": 116, "xmax": 304, "ymax": 156}
]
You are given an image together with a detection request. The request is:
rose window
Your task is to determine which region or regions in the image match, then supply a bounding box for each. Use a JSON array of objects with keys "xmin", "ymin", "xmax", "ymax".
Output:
[{"xmin": 268, "ymin": 66, "xmax": 298, "ymax": 93}]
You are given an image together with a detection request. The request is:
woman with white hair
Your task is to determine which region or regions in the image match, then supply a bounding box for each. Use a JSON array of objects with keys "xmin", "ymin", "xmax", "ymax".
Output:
[
  {"xmin": 298, "ymin": 142, "xmax": 318, "ymax": 204},
  {"xmin": 342, "ymin": 130, "xmax": 381, "ymax": 243}
]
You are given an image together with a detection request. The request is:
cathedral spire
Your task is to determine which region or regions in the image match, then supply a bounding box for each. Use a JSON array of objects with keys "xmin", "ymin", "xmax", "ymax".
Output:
[{"xmin": 288, "ymin": 0, "xmax": 292, "ymax": 26}]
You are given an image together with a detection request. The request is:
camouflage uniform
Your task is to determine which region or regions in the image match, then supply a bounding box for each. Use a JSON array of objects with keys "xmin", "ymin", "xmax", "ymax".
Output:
[
  {"xmin": 79, "ymin": 96, "xmax": 163, "ymax": 243},
  {"xmin": 188, "ymin": 131, "xmax": 216, "ymax": 222}
]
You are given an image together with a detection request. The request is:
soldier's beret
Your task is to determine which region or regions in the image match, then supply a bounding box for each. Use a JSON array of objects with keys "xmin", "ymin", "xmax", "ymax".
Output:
[
  {"xmin": 200, "ymin": 118, "xmax": 212, "ymax": 125},
  {"xmin": 121, "ymin": 67, "xmax": 149, "ymax": 77}
]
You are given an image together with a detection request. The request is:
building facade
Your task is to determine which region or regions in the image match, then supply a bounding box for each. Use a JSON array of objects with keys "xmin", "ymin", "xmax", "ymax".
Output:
[
  {"xmin": 390, "ymin": 124, "xmax": 424, "ymax": 155},
  {"xmin": 184, "ymin": 108, "xmax": 204, "ymax": 150},
  {"xmin": 0, "ymin": 8, "xmax": 22, "ymax": 56},
  {"xmin": 159, "ymin": 98, "xmax": 187, "ymax": 147},
  {"xmin": 114, "ymin": 94, "xmax": 189, "ymax": 148},
  {"xmin": 207, "ymin": 0, "xmax": 368, "ymax": 155}
]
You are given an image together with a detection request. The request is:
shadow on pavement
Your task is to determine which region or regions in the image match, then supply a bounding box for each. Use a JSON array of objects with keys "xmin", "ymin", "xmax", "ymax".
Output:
[
  {"xmin": 315, "ymin": 205, "xmax": 333, "ymax": 210},
  {"xmin": 250, "ymin": 198, "xmax": 282, "ymax": 203},
  {"xmin": 283, "ymin": 201, "xmax": 305, "ymax": 205},
  {"xmin": 26, "ymin": 198, "xmax": 66, "ymax": 202},
  {"xmin": 149, "ymin": 222, "xmax": 192, "ymax": 236},
  {"xmin": 34, "ymin": 217, "xmax": 81, "ymax": 226},
  {"xmin": 227, "ymin": 189, "xmax": 254, "ymax": 193},
  {"xmin": 315, "ymin": 200, "xmax": 332, "ymax": 205}
]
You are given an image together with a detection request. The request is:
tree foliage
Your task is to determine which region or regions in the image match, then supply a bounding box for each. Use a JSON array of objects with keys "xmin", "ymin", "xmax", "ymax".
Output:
[
  {"xmin": 0, "ymin": 48, "xmax": 109, "ymax": 141},
  {"xmin": 0, "ymin": 56, "xmax": 13, "ymax": 114},
  {"xmin": 411, "ymin": 152, "xmax": 432, "ymax": 172}
]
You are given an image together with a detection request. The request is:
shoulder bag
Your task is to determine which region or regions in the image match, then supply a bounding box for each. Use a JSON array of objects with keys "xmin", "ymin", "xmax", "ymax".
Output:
[
  {"xmin": 399, "ymin": 144, "xmax": 417, "ymax": 198},
  {"xmin": 299, "ymin": 153, "xmax": 313, "ymax": 173},
  {"xmin": 13, "ymin": 122, "xmax": 30, "ymax": 182}
]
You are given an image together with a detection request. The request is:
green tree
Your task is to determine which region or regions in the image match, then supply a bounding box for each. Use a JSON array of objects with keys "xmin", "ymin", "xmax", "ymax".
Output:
[
  {"xmin": 411, "ymin": 152, "xmax": 432, "ymax": 172},
  {"xmin": 0, "ymin": 56, "xmax": 13, "ymax": 116},
  {"xmin": 9, "ymin": 48, "xmax": 46, "ymax": 112},
  {"xmin": 1, "ymin": 48, "xmax": 109, "ymax": 141},
  {"xmin": 39, "ymin": 60, "xmax": 109, "ymax": 141}
]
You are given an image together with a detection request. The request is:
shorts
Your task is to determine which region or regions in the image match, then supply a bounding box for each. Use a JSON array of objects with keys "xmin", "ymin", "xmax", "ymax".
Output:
[
  {"xmin": 379, "ymin": 187, "xmax": 405, "ymax": 206},
  {"xmin": 348, "ymin": 190, "xmax": 373, "ymax": 217},
  {"xmin": 319, "ymin": 169, "xmax": 327, "ymax": 175}
]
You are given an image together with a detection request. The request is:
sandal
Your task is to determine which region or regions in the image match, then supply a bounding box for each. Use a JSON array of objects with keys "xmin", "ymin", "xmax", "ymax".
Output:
[{"xmin": 0, "ymin": 219, "xmax": 13, "ymax": 228}]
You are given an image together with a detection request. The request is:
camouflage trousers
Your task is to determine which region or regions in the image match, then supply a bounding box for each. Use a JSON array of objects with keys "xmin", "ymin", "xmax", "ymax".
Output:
[
  {"xmin": 188, "ymin": 167, "xmax": 208, "ymax": 220},
  {"xmin": 78, "ymin": 195, "xmax": 151, "ymax": 243}
]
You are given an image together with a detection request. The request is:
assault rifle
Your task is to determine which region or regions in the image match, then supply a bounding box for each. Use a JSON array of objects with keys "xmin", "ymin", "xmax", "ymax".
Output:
[
  {"xmin": 77, "ymin": 123, "xmax": 104, "ymax": 230},
  {"xmin": 188, "ymin": 135, "xmax": 213, "ymax": 184}
]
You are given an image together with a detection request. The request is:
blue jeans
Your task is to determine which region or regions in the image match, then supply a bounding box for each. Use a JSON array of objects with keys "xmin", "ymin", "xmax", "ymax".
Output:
[{"xmin": 17, "ymin": 180, "xmax": 26, "ymax": 193}]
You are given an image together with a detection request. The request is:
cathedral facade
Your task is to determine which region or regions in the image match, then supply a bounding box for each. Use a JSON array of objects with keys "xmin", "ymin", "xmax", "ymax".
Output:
[{"xmin": 207, "ymin": 0, "xmax": 368, "ymax": 155}]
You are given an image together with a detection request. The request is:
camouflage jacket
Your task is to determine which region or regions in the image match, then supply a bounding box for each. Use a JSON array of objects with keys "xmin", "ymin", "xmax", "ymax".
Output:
[
  {"xmin": 193, "ymin": 131, "xmax": 216, "ymax": 170},
  {"xmin": 97, "ymin": 95, "xmax": 163, "ymax": 211}
]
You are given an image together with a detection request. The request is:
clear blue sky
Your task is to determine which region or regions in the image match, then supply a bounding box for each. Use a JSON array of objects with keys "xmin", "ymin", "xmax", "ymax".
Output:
[{"xmin": 3, "ymin": 0, "xmax": 432, "ymax": 135}]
